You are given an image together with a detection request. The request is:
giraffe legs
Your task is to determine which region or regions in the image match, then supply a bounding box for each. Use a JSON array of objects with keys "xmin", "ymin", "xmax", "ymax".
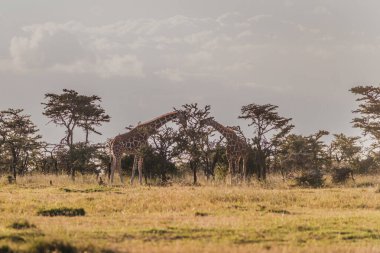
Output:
[
  {"xmin": 118, "ymin": 158, "xmax": 124, "ymax": 184},
  {"xmin": 130, "ymin": 155, "xmax": 144, "ymax": 185},
  {"xmin": 110, "ymin": 155, "xmax": 119, "ymax": 184},
  {"xmin": 110, "ymin": 156, "xmax": 124, "ymax": 185},
  {"xmin": 228, "ymin": 159, "xmax": 233, "ymax": 185},
  {"xmin": 242, "ymin": 157, "xmax": 247, "ymax": 182},
  {"xmin": 138, "ymin": 157, "xmax": 144, "ymax": 185},
  {"xmin": 130, "ymin": 155, "xmax": 139, "ymax": 185},
  {"xmin": 227, "ymin": 155, "xmax": 247, "ymax": 184},
  {"xmin": 234, "ymin": 159, "xmax": 241, "ymax": 183}
]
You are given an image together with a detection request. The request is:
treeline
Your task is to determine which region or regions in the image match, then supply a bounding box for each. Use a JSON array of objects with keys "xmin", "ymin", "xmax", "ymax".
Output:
[{"xmin": 1, "ymin": 86, "xmax": 380, "ymax": 185}]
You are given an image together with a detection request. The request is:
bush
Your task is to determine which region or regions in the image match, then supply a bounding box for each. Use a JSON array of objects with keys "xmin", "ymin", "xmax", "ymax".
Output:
[
  {"xmin": 0, "ymin": 245, "xmax": 13, "ymax": 253},
  {"xmin": 7, "ymin": 176, "xmax": 15, "ymax": 184},
  {"xmin": 8, "ymin": 219, "xmax": 35, "ymax": 229},
  {"xmin": 29, "ymin": 240, "xmax": 77, "ymax": 253},
  {"xmin": 332, "ymin": 167, "xmax": 354, "ymax": 184},
  {"xmin": 215, "ymin": 164, "xmax": 228, "ymax": 181},
  {"xmin": 37, "ymin": 208, "xmax": 85, "ymax": 217},
  {"xmin": 295, "ymin": 169, "xmax": 325, "ymax": 188}
]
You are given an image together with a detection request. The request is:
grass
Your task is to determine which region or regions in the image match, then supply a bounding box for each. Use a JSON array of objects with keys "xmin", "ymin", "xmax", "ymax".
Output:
[{"xmin": 0, "ymin": 174, "xmax": 379, "ymax": 252}]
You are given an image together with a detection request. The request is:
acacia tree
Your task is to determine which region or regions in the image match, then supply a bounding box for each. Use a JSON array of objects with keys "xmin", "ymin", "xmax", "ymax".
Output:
[
  {"xmin": 79, "ymin": 97, "xmax": 111, "ymax": 144},
  {"xmin": 42, "ymin": 89, "xmax": 110, "ymax": 146},
  {"xmin": 148, "ymin": 125, "xmax": 181, "ymax": 182},
  {"xmin": 350, "ymin": 86, "xmax": 380, "ymax": 144},
  {"xmin": 239, "ymin": 103, "xmax": 294, "ymax": 180},
  {"xmin": 329, "ymin": 133, "xmax": 361, "ymax": 167},
  {"xmin": 42, "ymin": 89, "xmax": 110, "ymax": 179},
  {"xmin": 0, "ymin": 109, "xmax": 41, "ymax": 179},
  {"xmin": 278, "ymin": 130, "xmax": 330, "ymax": 178},
  {"xmin": 175, "ymin": 104, "xmax": 212, "ymax": 184},
  {"xmin": 199, "ymin": 134, "xmax": 225, "ymax": 181}
]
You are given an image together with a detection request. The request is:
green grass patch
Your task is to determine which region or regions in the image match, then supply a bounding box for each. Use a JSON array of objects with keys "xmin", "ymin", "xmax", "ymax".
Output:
[
  {"xmin": 37, "ymin": 207, "xmax": 85, "ymax": 217},
  {"xmin": 28, "ymin": 240, "xmax": 77, "ymax": 253},
  {"xmin": 194, "ymin": 211, "xmax": 209, "ymax": 217},
  {"xmin": 0, "ymin": 235, "xmax": 26, "ymax": 243},
  {"xmin": 8, "ymin": 220, "xmax": 35, "ymax": 230},
  {"xmin": 268, "ymin": 209, "xmax": 291, "ymax": 215},
  {"xmin": 60, "ymin": 187, "xmax": 108, "ymax": 193}
]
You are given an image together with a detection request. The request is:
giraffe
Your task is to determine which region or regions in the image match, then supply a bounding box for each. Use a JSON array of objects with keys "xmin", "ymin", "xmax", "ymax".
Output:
[
  {"xmin": 110, "ymin": 111, "xmax": 186, "ymax": 184},
  {"xmin": 202, "ymin": 117, "xmax": 249, "ymax": 183}
]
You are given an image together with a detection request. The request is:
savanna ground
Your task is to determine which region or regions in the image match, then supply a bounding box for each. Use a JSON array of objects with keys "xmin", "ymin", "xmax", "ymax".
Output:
[{"xmin": 1, "ymin": 174, "xmax": 380, "ymax": 253}]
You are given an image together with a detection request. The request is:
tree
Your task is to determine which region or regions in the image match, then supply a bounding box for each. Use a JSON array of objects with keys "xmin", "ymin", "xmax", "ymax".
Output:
[
  {"xmin": 239, "ymin": 103, "xmax": 294, "ymax": 180},
  {"xmin": 42, "ymin": 89, "xmax": 110, "ymax": 146},
  {"xmin": 0, "ymin": 109, "xmax": 41, "ymax": 179},
  {"xmin": 42, "ymin": 89, "xmax": 110, "ymax": 179},
  {"xmin": 329, "ymin": 133, "xmax": 361, "ymax": 167},
  {"xmin": 350, "ymin": 85, "xmax": 380, "ymax": 144},
  {"xmin": 78, "ymin": 97, "xmax": 111, "ymax": 144},
  {"xmin": 149, "ymin": 125, "xmax": 181, "ymax": 182},
  {"xmin": 278, "ymin": 130, "xmax": 330, "ymax": 179},
  {"xmin": 175, "ymin": 104, "xmax": 212, "ymax": 184},
  {"xmin": 199, "ymin": 135, "xmax": 225, "ymax": 181}
]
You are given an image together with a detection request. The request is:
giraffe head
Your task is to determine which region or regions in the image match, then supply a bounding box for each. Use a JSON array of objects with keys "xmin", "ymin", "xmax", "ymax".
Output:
[
  {"xmin": 200, "ymin": 117, "xmax": 214, "ymax": 127},
  {"xmin": 174, "ymin": 109, "xmax": 188, "ymax": 128}
]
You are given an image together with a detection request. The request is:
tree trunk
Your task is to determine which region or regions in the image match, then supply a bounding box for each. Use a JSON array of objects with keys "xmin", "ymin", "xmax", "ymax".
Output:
[
  {"xmin": 190, "ymin": 160, "xmax": 197, "ymax": 184},
  {"xmin": 256, "ymin": 151, "xmax": 267, "ymax": 180},
  {"xmin": 11, "ymin": 149, "xmax": 17, "ymax": 180},
  {"xmin": 54, "ymin": 159, "xmax": 58, "ymax": 175},
  {"xmin": 85, "ymin": 129, "xmax": 89, "ymax": 144},
  {"xmin": 21, "ymin": 152, "xmax": 29, "ymax": 175}
]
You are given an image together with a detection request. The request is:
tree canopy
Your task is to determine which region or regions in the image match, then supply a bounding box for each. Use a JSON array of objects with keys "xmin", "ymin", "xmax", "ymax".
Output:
[{"xmin": 0, "ymin": 109, "xmax": 41, "ymax": 178}]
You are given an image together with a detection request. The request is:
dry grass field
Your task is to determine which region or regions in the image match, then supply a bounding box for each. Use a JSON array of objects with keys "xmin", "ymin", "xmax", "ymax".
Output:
[{"xmin": 1, "ymin": 175, "xmax": 380, "ymax": 253}]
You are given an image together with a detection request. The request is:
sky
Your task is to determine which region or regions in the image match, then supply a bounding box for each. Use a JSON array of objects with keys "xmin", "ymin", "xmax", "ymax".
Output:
[{"xmin": 1, "ymin": 0, "xmax": 380, "ymax": 144}]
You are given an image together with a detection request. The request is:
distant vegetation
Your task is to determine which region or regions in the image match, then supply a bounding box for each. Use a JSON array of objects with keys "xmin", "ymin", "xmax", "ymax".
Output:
[{"xmin": 1, "ymin": 85, "xmax": 380, "ymax": 186}]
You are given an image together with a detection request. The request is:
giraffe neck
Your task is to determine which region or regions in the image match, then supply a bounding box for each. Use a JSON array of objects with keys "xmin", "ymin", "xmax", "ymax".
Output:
[
  {"xmin": 205, "ymin": 119, "xmax": 235, "ymax": 140},
  {"xmin": 137, "ymin": 111, "xmax": 178, "ymax": 133}
]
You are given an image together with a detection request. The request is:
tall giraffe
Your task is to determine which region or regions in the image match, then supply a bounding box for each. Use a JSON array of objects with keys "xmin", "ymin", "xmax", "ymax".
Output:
[
  {"xmin": 110, "ymin": 111, "xmax": 185, "ymax": 184},
  {"xmin": 202, "ymin": 117, "xmax": 249, "ymax": 183}
]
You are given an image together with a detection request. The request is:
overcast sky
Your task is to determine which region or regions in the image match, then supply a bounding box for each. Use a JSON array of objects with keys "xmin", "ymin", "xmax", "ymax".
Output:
[{"xmin": 1, "ymin": 0, "xmax": 380, "ymax": 143}]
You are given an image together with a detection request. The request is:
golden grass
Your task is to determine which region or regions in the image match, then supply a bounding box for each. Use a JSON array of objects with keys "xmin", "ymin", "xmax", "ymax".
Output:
[{"xmin": 0, "ymin": 174, "xmax": 380, "ymax": 252}]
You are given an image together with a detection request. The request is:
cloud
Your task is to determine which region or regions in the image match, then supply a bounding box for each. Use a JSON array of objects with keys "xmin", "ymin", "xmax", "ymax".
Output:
[
  {"xmin": 4, "ymin": 21, "xmax": 145, "ymax": 77},
  {"xmin": 2, "ymin": 14, "xmax": 262, "ymax": 81},
  {"xmin": 0, "ymin": 11, "xmax": 356, "ymax": 86},
  {"xmin": 248, "ymin": 14, "xmax": 273, "ymax": 22},
  {"xmin": 155, "ymin": 68, "xmax": 184, "ymax": 82},
  {"xmin": 313, "ymin": 6, "xmax": 332, "ymax": 16}
]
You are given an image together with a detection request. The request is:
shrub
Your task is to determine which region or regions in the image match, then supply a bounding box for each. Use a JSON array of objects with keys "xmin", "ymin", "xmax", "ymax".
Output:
[
  {"xmin": 332, "ymin": 167, "xmax": 354, "ymax": 184},
  {"xmin": 0, "ymin": 245, "xmax": 13, "ymax": 253},
  {"xmin": 215, "ymin": 164, "xmax": 228, "ymax": 181},
  {"xmin": 29, "ymin": 240, "xmax": 77, "ymax": 253},
  {"xmin": 7, "ymin": 176, "xmax": 15, "ymax": 184},
  {"xmin": 37, "ymin": 208, "xmax": 85, "ymax": 217},
  {"xmin": 8, "ymin": 219, "xmax": 35, "ymax": 229},
  {"xmin": 295, "ymin": 169, "xmax": 325, "ymax": 188}
]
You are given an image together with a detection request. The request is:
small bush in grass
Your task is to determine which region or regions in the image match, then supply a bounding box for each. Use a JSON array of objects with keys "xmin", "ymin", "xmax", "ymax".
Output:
[
  {"xmin": 7, "ymin": 176, "xmax": 15, "ymax": 184},
  {"xmin": 8, "ymin": 219, "xmax": 35, "ymax": 229},
  {"xmin": 194, "ymin": 212, "xmax": 209, "ymax": 217},
  {"xmin": 295, "ymin": 169, "xmax": 325, "ymax": 188},
  {"xmin": 37, "ymin": 208, "xmax": 85, "ymax": 217},
  {"xmin": 332, "ymin": 167, "xmax": 354, "ymax": 184},
  {"xmin": 0, "ymin": 245, "xmax": 13, "ymax": 253},
  {"xmin": 29, "ymin": 240, "xmax": 77, "ymax": 253}
]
